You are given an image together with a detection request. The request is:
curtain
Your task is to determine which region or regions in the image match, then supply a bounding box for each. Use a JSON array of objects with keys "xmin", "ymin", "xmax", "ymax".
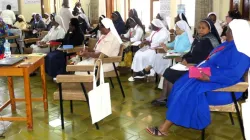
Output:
[{"xmin": 194, "ymin": 0, "xmax": 213, "ymax": 27}]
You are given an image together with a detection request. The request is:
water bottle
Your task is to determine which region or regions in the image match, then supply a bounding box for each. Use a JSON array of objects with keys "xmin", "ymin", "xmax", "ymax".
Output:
[{"xmin": 4, "ymin": 39, "xmax": 11, "ymax": 58}]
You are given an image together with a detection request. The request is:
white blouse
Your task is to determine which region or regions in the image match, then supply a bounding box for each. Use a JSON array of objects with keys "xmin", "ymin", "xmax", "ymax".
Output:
[
  {"xmin": 123, "ymin": 25, "xmax": 144, "ymax": 42},
  {"xmin": 41, "ymin": 25, "xmax": 66, "ymax": 42}
]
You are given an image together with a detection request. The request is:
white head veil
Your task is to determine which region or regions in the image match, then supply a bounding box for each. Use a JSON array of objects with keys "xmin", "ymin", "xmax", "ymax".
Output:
[
  {"xmin": 179, "ymin": 13, "xmax": 183, "ymax": 20},
  {"xmin": 55, "ymin": 15, "xmax": 66, "ymax": 32},
  {"xmin": 175, "ymin": 20, "xmax": 193, "ymax": 44},
  {"xmin": 229, "ymin": 19, "xmax": 250, "ymax": 57},
  {"xmin": 101, "ymin": 18, "xmax": 123, "ymax": 44},
  {"xmin": 151, "ymin": 19, "xmax": 166, "ymax": 29}
]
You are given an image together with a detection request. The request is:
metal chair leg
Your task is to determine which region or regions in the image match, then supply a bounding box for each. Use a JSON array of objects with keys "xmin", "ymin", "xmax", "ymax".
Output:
[
  {"xmin": 231, "ymin": 92, "xmax": 246, "ymax": 140},
  {"xmin": 109, "ymin": 77, "xmax": 114, "ymax": 89},
  {"xmin": 58, "ymin": 83, "xmax": 65, "ymax": 129},
  {"xmin": 70, "ymin": 100, "xmax": 73, "ymax": 113},
  {"xmin": 113, "ymin": 63, "xmax": 125, "ymax": 98},
  {"xmin": 80, "ymin": 83, "xmax": 99, "ymax": 130},
  {"xmin": 228, "ymin": 112, "xmax": 234, "ymax": 125},
  {"xmin": 201, "ymin": 129, "xmax": 205, "ymax": 140}
]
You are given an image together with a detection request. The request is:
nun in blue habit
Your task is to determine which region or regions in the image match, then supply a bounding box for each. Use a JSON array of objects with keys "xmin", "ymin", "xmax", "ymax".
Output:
[{"xmin": 146, "ymin": 19, "xmax": 250, "ymax": 136}]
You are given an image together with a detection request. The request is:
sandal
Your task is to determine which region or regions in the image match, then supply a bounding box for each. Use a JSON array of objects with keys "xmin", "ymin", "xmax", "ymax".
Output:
[
  {"xmin": 146, "ymin": 127, "xmax": 168, "ymax": 137},
  {"xmin": 151, "ymin": 99, "xmax": 166, "ymax": 106}
]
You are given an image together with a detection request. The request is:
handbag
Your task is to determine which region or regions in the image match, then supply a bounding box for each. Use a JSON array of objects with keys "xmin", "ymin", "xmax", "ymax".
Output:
[
  {"xmin": 189, "ymin": 67, "xmax": 211, "ymax": 78},
  {"xmin": 88, "ymin": 59, "xmax": 112, "ymax": 124}
]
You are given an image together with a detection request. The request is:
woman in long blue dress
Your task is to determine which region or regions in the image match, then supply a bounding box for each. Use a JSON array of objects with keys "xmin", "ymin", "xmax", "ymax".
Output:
[
  {"xmin": 0, "ymin": 17, "xmax": 9, "ymax": 55},
  {"xmin": 146, "ymin": 19, "xmax": 250, "ymax": 136}
]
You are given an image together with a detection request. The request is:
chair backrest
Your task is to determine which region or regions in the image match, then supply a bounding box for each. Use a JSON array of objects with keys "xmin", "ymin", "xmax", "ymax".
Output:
[
  {"xmin": 39, "ymin": 31, "xmax": 48, "ymax": 39},
  {"xmin": 88, "ymin": 38, "xmax": 98, "ymax": 51},
  {"xmin": 118, "ymin": 44, "xmax": 125, "ymax": 56}
]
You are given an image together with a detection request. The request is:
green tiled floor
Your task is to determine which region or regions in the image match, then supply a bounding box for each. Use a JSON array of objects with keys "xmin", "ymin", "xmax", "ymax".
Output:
[{"xmin": 0, "ymin": 74, "xmax": 244, "ymax": 140}]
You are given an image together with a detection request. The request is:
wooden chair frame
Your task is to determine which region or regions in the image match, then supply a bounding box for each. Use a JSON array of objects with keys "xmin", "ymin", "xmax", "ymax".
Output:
[
  {"xmin": 56, "ymin": 65, "xmax": 100, "ymax": 130},
  {"xmin": 201, "ymin": 73, "xmax": 248, "ymax": 140}
]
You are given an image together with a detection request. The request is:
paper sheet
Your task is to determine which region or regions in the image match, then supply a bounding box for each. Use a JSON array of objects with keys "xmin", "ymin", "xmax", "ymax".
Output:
[
  {"xmin": 131, "ymin": 41, "xmax": 142, "ymax": 46},
  {"xmin": 170, "ymin": 63, "xmax": 189, "ymax": 71},
  {"xmin": 166, "ymin": 52, "xmax": 182, "ymax": 57}
]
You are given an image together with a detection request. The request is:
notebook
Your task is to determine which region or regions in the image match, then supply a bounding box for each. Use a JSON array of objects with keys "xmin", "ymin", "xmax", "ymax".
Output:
[
  {"xmin": 0, "ymin": 56, "xmax": 26, "ymax": 66},
  {"xmin": 62, "ymin": 45, "xmax": 73, "ymax": 50}
]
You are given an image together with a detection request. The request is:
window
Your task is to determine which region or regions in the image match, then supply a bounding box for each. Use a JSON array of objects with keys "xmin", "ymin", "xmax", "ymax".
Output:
[{"xmin": 178, "ymin": 0, "xmax": 196, "ymax": 27}]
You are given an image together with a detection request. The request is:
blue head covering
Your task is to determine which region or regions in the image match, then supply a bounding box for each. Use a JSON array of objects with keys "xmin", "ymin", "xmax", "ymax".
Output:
[{"xmin": 201, "ymin": 18, "xmax": 221, "ymax": 44}]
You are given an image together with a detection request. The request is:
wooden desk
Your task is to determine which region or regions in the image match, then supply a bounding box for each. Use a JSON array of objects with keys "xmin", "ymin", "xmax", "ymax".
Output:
[{"xmin": 0, "ymin": 55, "xmax": 48, "ymax": 130}]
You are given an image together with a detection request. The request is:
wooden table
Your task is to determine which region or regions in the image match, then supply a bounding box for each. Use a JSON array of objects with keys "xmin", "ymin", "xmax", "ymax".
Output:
[{"xmin": 0, "ymin": 55, "xmax": 48, "ymax": 130}]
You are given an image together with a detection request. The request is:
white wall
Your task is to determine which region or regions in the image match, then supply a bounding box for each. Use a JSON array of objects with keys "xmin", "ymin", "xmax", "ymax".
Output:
[
  {"xmin": 213, "ymin": 0, "xmax": 230, "ymax": 22},
  {"xmin": 20, "ymin": 0, "xmax": 41, "ymax": 22}
]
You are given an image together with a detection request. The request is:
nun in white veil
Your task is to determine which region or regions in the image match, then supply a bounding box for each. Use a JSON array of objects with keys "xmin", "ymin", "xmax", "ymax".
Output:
[
  {"xmin": 135, "ymin": 20, "xmax": 193, "ymax": 77},
  {"xmin": 129, "ymin": 19, "xmax": 169, "ymax": 81},
  {"xmin": 207, "ymin": 12, "xmax": 223, "ymax": 36},
  {"xmin": 31, "ymin": 15, "xmax": 66, "ymax": 53},
  {"xmin": 230, "ymin": 19, "xmax": 250, "ymax": 140},
  {"xmin": 75, "ymin": 18, "xmax": 122, "ymax": 75}
]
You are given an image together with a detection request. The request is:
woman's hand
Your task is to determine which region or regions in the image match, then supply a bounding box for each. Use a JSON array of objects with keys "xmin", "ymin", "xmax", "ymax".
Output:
[
  {"xmin": 79, "ymin": 48, "xmax": 89, "ymax": 57},
  {"xmin": 160, "ymin": 43, "xmax": 168, "ymax": 52},
  {"xmin": 196, "ymin": 72, "xmax": 210, "ymax": 82},
  {"xmin": 169, "ymin": 29, "xmax": 175, "ymax": 34},
  {"xmin": 181, "ymin": 59, "xmax": 188, "ymax": 66}
]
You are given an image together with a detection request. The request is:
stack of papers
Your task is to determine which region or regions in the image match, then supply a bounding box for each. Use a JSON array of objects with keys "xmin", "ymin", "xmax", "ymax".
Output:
[
  {"xmin": 131, "ymin": 41, "xmax": 142, "ymax": 46},
  {"xmin": 170, "ymin": 63, "xmax": 189, "ymax": 71}
]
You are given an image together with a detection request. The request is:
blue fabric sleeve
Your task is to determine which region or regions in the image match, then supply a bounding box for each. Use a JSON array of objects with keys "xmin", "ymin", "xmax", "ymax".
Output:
[
  {"xmin": 167, "ymin": 40, "xmax": 175, "ymax": 48},
  {"xmin": 173, "ymin": 33, "xmax": 191, "ymax": 53},
  {"xmin": 209, "ymin": 54, "xmax": 250, "ymax": 85}
]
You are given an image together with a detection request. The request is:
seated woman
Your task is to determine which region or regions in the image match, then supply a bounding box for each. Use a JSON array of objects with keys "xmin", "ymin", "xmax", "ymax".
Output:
[
  {"xmin": 128, "ymin": 19, "xmax": 169, "ymax": 81},
  {"xmin": 207, "ymin": 12, "xmax": 223, "ymax": 36},
  {"xmin": 221, "ymin": 10, "xmax": 241, "ymax": 42},
  {"xmin": 136, "ymin": 20, "xmax": 193, "ymax": 77},
  {"xmin": 14, "ymin": 15, "xmax": 27, "ymax": 30},
  {"xmin": 43, "ymin": 13, "xmax": 51, "ymax": 27},
  {"xmin": 121, "ymin": 17, "xmax": 144, "ymax": 42},
  {"xmin": 45, "ymin": 18, "xmax": 84, "ymax": 78},
  {"xmin": 75, "ymin": 18, "xmax": 122, "ymax": 75},
  {"xmin": 26, "ymin": 14, "xmax": 47, "ymax": 38},
  {"xmin": 30, "ymin": 15, "xmax": 66, "ymax": 53},
  {"xmin": 151, "ymin": 18, "xmax": 221, "ymax": 106},
  {"xmin": 112, "ymin": 11, "xmax": 126, "ymax": 35},
  {"xmin": 146, "ymin": 19, "xmax": 250, "ymax": 137},
  {"xmin": 0, "ymin": 18, "xmax": 9, "ymax": 55}
]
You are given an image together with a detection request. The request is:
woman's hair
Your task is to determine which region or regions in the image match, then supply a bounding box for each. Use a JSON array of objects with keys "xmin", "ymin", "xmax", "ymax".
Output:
[
  {"xmin": 70, "ymin": 18, "xmax": 80, "ymax": 29},
  {"xmin": 228, "ymin": 10, "xmax": 241, "ymax": 19}
]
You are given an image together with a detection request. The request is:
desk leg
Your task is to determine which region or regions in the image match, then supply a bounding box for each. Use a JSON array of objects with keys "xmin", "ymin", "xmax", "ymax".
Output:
[
  {"xmin": 23, "ymin": 69, "xmax": 33, "ymax": 130},
  {"xmin": 40, "ymin": 59, "xmax": 48, "ymax": 111},
  {"xmin": 7, "ymin": 77, "xmax": 16, "ymax": 112}
]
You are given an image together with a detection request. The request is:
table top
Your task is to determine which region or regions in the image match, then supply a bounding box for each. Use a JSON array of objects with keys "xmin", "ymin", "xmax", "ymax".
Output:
[
  {"xmin": 0, "ymin": 55, "xmax": 46, "ymax": 76},
  {"xmin": 0, "ymin": 55, "xmax": 45, "ymax": 68}
]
